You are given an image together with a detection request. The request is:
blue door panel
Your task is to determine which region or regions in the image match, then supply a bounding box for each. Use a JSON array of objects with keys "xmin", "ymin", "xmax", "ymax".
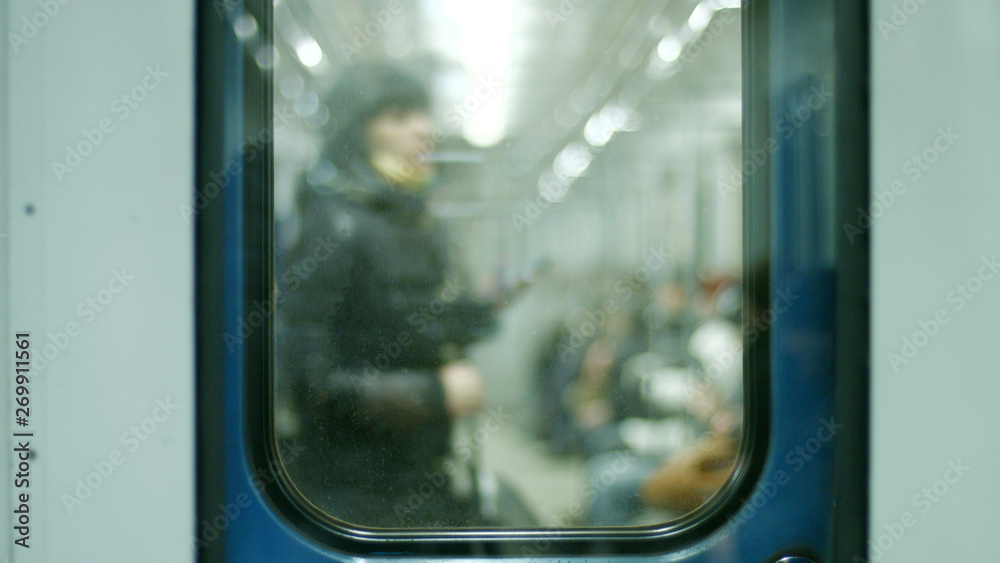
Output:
[{"xmin": 213, "ymin": 0, "xmax": 847, "ymax": 561}]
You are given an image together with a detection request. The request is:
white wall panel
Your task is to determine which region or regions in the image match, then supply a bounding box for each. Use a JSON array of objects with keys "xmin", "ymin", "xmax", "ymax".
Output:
[
  {"xmin": 871, "ymin": 1, "xmax": 1000, "ymax": 561},
  {"xmin": 3, "ymin": 1, "xmax": 195, "ymax": 561}
]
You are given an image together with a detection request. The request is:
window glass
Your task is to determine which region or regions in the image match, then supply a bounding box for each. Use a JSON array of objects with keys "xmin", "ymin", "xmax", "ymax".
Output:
[{"xmin": 272, "ymin": 0, "xmax": 743, "ymax": 529}]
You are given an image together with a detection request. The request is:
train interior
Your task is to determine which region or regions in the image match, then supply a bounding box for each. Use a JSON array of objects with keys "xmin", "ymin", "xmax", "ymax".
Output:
[{"xmin": 269, "ymin": 0, "xmax": 744, "ymax": 527}]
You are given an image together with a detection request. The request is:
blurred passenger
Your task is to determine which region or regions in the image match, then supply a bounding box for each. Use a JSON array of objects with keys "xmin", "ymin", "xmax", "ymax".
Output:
[
  {"xmin": 583, "ymin": 277, "xmax": 743, "ymax": 524},
  {"xmin": 686, "ymin": 282, "xmax": 743, "ymax": 435},
  {"xmin": 531, "ymin": 322, "xmax": 588, "ymax": 455},
  {"xmin": 645, "ymin": 279, "xmax": 695, "ymax": 365},
  {"xmin": 277, "ymin": 64, "xmax": 497, "ymax": 528},
  {"xmin": 638, "ymin": 432, "xmax": 738, "ymax": 514},
  {"xmin": 565, "ymin": 305, "xmax": 647, "ymax": 457},
  {"xmin": 532, "ymin": 283, "xmax": 648, "ymax": 458},
  {"xmin": 639, "ymin": 280, "xmax": 743, "ymax": 515}
]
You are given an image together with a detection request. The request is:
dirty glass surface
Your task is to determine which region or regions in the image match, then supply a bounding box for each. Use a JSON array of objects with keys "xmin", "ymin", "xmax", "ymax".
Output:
[{"xmin": 269, "ymin": 0, "xmax": 744, "ymax": 529}]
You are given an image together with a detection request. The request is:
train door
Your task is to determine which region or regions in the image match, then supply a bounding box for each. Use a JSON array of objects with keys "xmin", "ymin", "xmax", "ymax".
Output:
[{"xmin": 195, "ymin": 0, "xmax": 868, "ymax": 561}]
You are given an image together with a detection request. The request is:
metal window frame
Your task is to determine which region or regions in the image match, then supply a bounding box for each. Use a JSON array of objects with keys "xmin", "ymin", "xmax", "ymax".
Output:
[{"xmin": 195, "ymin": 0, "xmax": 871, "ymax": 559}]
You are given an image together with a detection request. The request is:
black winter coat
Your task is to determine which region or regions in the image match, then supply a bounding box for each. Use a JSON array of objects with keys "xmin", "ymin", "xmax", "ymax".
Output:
[{"xmin": 276, "ymin": 175, "xmax": 494, "ymax": 526}]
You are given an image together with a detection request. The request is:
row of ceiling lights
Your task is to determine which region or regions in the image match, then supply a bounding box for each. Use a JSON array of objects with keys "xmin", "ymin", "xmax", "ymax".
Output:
[
  {"xmin": 538, "ymin": 0, "xmax": 740, "ymax": 203},
  {"xmin": 226, "ymin": 0, "xmax": 739, "ymax": 204}
]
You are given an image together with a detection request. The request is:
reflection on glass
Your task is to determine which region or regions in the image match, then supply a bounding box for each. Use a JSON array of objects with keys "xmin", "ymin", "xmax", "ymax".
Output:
[{"xmin": 272, "ymin": 0, "xmax": 743, "ymax": 529}]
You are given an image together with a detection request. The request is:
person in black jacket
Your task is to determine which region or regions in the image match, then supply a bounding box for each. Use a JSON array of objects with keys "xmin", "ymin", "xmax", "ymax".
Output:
[{"xmin": 276, "ymin": 64, "xmax": 495, "ymax": 528}]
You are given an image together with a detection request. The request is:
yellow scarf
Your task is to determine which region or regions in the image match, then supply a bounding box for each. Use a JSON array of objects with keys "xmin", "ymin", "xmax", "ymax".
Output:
[{"xmin": 369, "ymin": 151, "xmax": 435, "ymax": 192}]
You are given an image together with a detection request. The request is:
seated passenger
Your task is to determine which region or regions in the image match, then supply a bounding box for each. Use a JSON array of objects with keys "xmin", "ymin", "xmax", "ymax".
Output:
[{"xmin": 583, "ymin": 279, "xmax": 743, "ymax": 524}]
